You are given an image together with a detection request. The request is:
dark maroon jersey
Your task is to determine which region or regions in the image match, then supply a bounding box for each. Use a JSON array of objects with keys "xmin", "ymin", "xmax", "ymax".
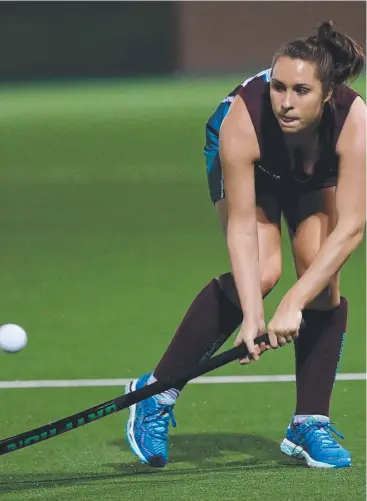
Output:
[{"xmin": 235, "ymin": 71, "xmax": 361, "ymax": 186}]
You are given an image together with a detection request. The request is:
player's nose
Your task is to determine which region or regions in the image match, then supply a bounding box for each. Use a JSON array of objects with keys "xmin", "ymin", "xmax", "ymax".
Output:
[{"xmin": 281, "ymin": 91, "xmax": 294, "ymax": 110}]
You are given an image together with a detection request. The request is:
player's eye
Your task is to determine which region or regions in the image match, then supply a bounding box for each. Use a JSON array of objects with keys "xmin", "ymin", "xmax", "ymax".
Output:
[
  {"xmin": 271, "ymin": 82, "xmax": 285, "ymax": 92},
  {"xmin": 295, "ymin": 86, "xmax": 310, "ymax": 95}
]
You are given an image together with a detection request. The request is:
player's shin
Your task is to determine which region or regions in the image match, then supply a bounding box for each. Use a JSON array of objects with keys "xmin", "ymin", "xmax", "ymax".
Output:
[
  {"xmin": 152, "ymin": 278, "xmax": 243, "ymax": 400},
  {"xmin": 294, "ymin": 297, "xmax": 348, "ymax": 418}
]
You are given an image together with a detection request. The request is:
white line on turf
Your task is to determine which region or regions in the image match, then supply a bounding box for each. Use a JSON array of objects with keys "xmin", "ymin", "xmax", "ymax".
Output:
[{"xmin": 0, "ymin": 373, "xmax": 365, "ymax": 389}]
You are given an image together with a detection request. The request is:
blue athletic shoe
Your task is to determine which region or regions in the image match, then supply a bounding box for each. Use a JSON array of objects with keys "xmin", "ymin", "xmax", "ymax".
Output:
[
  {"xmin": 280, "ymin": 415, "xmax": 351, "ymax": 468},
  {"xmin": 125, "ymin": 374, "xmax": 176, "ymax": 467}
]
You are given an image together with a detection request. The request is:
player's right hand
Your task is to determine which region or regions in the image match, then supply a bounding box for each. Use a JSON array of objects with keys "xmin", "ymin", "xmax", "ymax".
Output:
[{"xmin": 233, "ymin": 318, "xmax": 267, "ymax": 364}]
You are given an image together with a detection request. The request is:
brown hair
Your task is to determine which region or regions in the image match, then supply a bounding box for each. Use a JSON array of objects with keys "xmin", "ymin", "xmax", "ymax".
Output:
[{"xmin": 271, "ymin": 20, "xmax": 365, "ymax": 91}]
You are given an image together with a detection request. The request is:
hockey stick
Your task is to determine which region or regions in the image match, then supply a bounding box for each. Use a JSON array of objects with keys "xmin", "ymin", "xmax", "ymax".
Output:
[{"xmin": 0, "ymin": 333, "xmax": 271, "ymax": 455}]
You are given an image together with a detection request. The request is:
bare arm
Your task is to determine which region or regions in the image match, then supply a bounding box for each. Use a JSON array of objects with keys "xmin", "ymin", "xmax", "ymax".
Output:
[
  {"xmin": 284, "ymin": 97, "xmax": 366, "ymax": 309},
  {"xmin": 219, "ymin": 95, "xmax": 263, "ymax": 323}
]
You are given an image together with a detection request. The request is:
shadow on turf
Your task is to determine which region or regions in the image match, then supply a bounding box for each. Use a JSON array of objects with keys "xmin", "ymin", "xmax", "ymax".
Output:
[
  {"xmin": 0, "ymin": 433, "xmax": 301, "ymax": 493},
  {"xmin": 109, "ymin": 432, "xmax": 297, "ymax": 471}
]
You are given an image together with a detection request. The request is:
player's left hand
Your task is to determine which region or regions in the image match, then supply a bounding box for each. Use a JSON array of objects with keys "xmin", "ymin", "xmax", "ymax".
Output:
[{"xmin": 267, "ymin": 298, "xmax": 303, "ymax": 348}]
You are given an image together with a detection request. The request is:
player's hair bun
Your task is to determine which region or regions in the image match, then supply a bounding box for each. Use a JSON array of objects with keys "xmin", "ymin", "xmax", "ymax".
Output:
[{"xmin": 315, "ymin": 20, "xmax": 365, "ymax": 84}]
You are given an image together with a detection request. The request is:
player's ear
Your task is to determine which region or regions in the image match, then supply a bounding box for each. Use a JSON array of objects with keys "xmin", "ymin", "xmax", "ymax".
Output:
[{"xmin": 323, "ymin": 87, "xmax": 333, "ymax": 103}]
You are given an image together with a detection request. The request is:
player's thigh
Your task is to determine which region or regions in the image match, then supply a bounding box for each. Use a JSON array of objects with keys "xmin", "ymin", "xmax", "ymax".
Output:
[
  {"xmin": 215, "ymin": 194, "xmax": 282, "ymax": 301},
  {"xmin": 284, "ymin": 186, "xmax": 340, "ymax": 310}
]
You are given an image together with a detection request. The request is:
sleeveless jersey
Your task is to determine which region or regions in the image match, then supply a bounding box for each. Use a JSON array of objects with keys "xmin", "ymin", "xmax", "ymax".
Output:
[{"xmin": 222, "ymin": 69, "xmax": 360, "ymax": 187}]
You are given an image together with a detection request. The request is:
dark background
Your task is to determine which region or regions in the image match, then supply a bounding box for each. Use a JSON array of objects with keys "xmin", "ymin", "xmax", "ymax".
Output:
[{"xmin": 0, "ymin": 1, "xmax": 365, "ymax": 81}]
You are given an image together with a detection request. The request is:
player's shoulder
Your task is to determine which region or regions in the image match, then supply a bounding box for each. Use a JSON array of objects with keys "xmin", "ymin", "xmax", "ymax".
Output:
[
  {"xmin": 330, "ymin": 85, "xmax": 365, "ymax": 153},
  {"xmin": 222, "ymin": 68, "xmax": 271, "ymax": 104},
  {"xmin": 240, "ymin": 68, "xmax": 272, "ymax": 89},
  {"xmin": 333, "ymin": 84, "xmax": 363, "ymax": 108},
  {"xmin": 331, "ymin": 84, "xmax": 365, "ymax": 137},
  {"xmin": 335, "ymin": 88, "xmax": 366, "ymax": 152}
]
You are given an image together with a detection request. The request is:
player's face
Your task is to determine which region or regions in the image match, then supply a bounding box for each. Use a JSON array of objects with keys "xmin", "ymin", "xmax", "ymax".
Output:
[{"xmin": 270, "ymin": 57, "xmax": 330, "ymax": 134}]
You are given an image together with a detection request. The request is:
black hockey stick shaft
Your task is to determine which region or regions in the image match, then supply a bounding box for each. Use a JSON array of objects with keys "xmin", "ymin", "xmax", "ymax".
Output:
[{"xmin": 0, "ymin": 333, "xmax": 270, "ymax": 455}]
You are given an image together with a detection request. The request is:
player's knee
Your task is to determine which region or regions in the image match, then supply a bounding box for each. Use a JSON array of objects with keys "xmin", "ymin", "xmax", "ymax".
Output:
[
  {"xmin": 216, "ymin": 262, "xmax": 281, "ymax": 306},
  {"xmin": 260, "ymin": 263, "xmax": 281, "ymax": 295}
]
